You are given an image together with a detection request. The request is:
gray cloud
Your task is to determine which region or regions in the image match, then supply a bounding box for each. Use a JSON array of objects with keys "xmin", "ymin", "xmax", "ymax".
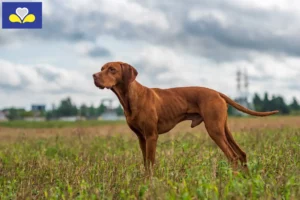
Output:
[
  {"xmin": 133, "ymin": 61, "xmax": 169, "ymax": 77},
  {"xmin": 131, "ymin": 57, "xmax": 192, "ymax": 88},
  {"xmin": 248, "ymin": 75, "xmax": 274, "ymax": 82},
  {"xmin": 2, "ymin": 0, "xmax": 300, "ymax": 62},
  {"xmin": 0, "ymin": 35, "xmax": 5, "ymax": 45},
  {"xmin": 88, "ymin": 46, "xmax": 111, "ymax": 58},
  {"xmin": 138, "ymin": 1, "xmax": 300, "ymax": 60},
  {"xmin": 153, "ymin": 2, "xmax": 300, "ymax": 61},
  {"xmin": 288, "ymin": 83, "xmax": 300, "ymax": 91},
  {"xmin": 0, "ymin": 60, "xmax": 96, "ymax": 95},
  {"xmin": 1, "ymin": 0, "xmax": 300, "ymax": 108},
  {"xmin": 0, "ymin": 32, "xmax": 14, "ymax": 45},
  {"xmin": 0, "ymin": 83, "xmax": 24, "ymax": 92},
  {"xmin": 183, "ymin": 12, "xmax": 300, "ymax": 57}
]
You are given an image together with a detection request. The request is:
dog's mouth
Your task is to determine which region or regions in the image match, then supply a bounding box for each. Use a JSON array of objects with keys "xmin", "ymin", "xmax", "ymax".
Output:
[
  {"xmin": 94, "ymin": 80, "xmax": 114, "ymax": 90},
  {"xmin": 94, "ymin": 80, "xmax": 104, "ymax": 89}
]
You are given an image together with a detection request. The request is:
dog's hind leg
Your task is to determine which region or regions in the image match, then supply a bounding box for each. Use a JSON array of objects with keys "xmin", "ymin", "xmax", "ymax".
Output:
[
  {"xmin": 204, "ymin": 124, "xmax": 239, "ymax": 171},
  {"xmin": 202, "ymin": 100, "xmax": 239, "ymax": 172},
  {"xmin": 224, "ymin": 120, "xmax": 249, "ymax": 173},
  {"xmin": 205, "ymin": 122, "xmax": 239, "ymax": 172}
]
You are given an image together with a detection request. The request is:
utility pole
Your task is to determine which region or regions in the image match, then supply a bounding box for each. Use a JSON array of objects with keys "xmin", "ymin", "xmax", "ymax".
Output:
[
  {"xmin": 237, "ymin": 68, "xmax": 242, "ymax": 97},
  {"xmin": 244, "ymin": 67, "xmax": 249, "ymax": 102}
]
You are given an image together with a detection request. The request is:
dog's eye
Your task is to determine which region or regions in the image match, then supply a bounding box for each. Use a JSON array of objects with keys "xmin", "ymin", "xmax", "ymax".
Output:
[{"xmin": 109, "ymin": 68, "xmax": 116, "ymax": 73}]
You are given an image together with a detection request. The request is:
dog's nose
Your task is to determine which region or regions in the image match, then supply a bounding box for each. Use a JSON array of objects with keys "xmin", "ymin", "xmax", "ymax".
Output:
[{"xmin": 93, "ymin": 73, "xmax": 97, "ymax": 79}]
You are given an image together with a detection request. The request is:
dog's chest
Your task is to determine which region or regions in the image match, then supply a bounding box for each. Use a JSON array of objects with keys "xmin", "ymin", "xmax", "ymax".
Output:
[
  {"xmin": 126, "ymin": 119, "xmax": 145, "ymax": 136},
  {"xmin": 125, "ymin": 114, "xmax": 143, "ymax": 131},
  {"xmin": 125, "ymin": 112, "xmax": 159, "ymax": 134}
]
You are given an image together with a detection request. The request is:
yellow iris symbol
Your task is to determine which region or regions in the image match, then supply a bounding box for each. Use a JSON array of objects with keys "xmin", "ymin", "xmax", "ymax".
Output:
[{"xmin": 9, "ymin": 7, "xmax": 35, "ymax": 24}]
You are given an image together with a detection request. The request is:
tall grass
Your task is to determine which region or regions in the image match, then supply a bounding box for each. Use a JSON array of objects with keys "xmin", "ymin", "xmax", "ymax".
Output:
[{"xmin": 0, "ymin": 117, "xmax": 299, "ymax": 199}]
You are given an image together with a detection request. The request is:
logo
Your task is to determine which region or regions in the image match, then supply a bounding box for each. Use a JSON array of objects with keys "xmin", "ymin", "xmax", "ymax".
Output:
[{"xmin": 2, "ymin": 2, "xmax": 42, "ymax": 29}]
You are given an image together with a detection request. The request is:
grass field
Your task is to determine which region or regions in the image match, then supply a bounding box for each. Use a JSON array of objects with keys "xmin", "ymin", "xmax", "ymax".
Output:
[
  {"xmin": 0, "ymin": 120, "xmax": 124, "ymax": 129},
  {"xmin": 0, "ymin": 116, "xmax": 299, "ymax": 199}
]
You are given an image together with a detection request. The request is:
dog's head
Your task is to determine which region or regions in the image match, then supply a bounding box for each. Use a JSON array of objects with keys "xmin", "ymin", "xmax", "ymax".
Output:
[{"xmin": 93, "ymin": 62, "xmax": 138, "ymax": 90}]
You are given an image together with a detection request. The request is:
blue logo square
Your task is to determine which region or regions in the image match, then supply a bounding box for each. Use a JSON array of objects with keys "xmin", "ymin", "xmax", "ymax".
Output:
[{"xmin": 2, "ymin": 2, "xmax": 42, "ymax": 29}]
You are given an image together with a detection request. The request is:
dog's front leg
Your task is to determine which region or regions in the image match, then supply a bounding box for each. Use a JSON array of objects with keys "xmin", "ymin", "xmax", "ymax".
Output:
[
  {"xmin": 145, "ymin": 134, "xmax": 158, "ymax": 176},
  {"xmin": 137, "ymin": 135, "xmax": 146, "ymax": 168}
]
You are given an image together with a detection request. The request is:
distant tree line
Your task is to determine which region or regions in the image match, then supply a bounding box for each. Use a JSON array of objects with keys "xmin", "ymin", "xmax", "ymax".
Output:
[
  {"xmin": 228, "ymin": 92, "xmax": 300, "ymax": 116},
  {"xmin": 1, "ymin": 108, "xmax": 38, "ymax": 121},
  {"xmin": 2, "ymin": 92, "xmax": 300, "ymax": 120},
  {"xmin": 2, "ymin": 97, "xmax": 124, "ymax": 121},
  {"xmin": 46, "ymin": 97, "xmax": 124, "ymax": 120}
]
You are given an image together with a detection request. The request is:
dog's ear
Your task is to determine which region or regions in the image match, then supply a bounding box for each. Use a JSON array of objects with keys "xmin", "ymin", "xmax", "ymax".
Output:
[{"xmin": 121, "ymin": 63, "xmax": 138, "ymax": 85}]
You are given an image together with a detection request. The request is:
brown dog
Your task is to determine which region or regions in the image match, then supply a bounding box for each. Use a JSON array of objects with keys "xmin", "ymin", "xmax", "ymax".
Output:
[{"xmin": 93, "ymin": 61, "xmax": 278, "ymax": 174}]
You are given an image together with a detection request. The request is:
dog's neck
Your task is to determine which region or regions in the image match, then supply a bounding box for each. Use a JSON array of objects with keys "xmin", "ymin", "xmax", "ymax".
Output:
[{"xmin": 111, "ymin": 81, "xmax": 147, "ymax": 116}]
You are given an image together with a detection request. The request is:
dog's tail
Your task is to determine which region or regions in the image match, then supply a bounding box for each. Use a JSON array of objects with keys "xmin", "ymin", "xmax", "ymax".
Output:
[{"xmin": 219, "ymin": 93, "xmax": 279, "ymax": 116}]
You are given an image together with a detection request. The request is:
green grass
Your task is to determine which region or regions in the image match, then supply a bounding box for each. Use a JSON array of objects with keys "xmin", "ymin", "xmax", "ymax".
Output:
[
  {"xmin": 0, "ymin": 124, "xmax": 299, "ymax": 199},
  {"xmin": 0, "ymin": 120, "xmax": 125, "ymax": 129}
]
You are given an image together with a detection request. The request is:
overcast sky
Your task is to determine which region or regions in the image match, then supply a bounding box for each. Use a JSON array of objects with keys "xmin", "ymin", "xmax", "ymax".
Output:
[{"xmin": 1, "ymin": 0, "xmax": 300, "ymax": 109}]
